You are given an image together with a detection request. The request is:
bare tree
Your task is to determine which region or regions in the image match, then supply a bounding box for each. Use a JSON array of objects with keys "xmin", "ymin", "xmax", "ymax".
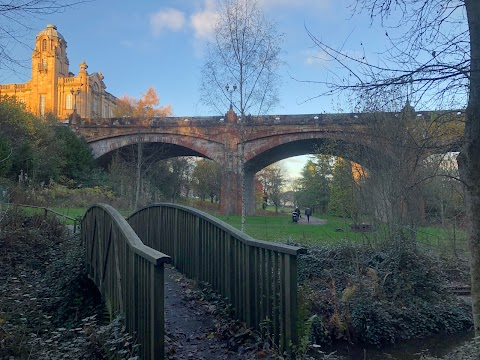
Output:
[
  {"xmin": 200, "ymin": 0, "xmax": 283, "ymax": 231},
  {"xmin": 0, "ymin": 0, "xmax": 84, "ymax": 75},
  {"xmin": 305, "ymin": 0, "xmax": 480, "ymax": 334},
  {"xmin": 109, "ymin": 140, "xmax": 170, "ymax": 209},
  {"xmin": 422, "ymin": 153, "xmax": 464, "ymax": 229}
]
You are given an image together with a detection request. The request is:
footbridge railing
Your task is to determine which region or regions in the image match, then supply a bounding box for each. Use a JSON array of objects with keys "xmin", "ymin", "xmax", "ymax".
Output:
[
  {"xmin": 82, "ymin": 204, "xmax": 171, "ymax": 359},
  {"xmin": 127, "ymin": 203, "xmax": 306, "ymax": 353}
]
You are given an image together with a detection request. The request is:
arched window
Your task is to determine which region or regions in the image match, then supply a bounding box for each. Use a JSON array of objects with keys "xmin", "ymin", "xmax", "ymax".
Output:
[{"xmin": 42, "ymin": 39, "xmax": 47, "ymax": 51}]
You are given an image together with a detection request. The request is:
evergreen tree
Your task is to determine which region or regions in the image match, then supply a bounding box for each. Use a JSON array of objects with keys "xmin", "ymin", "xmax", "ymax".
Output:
[
  {"xmin": 53, "ymin": 126, "xmax": 96, "ymax": 185},
  {"xmin": 329, "ymin": 157, "xmax": 358, "ymax": 218},
  {"xmin": 297, "ymin": 155, "xmax": 332, "ymax": 213},
  {"xmin": 192, "ymin": 159, "xmax": 221, "ymax": 202}
]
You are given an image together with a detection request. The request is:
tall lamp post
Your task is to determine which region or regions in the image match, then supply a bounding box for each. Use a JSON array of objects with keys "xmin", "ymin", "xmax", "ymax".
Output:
[
  {"xmin": 225, "ymin": 83, "xmax": 237, "ymax": 109},
  {"xmin": 70, "ymin": 88, "xmax": 81, "ymax": 114}
]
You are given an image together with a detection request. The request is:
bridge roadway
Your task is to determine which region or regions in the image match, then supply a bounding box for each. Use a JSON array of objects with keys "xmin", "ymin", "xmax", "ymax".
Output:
[{"xmin": 72, "ymin": 107, "xmax": 464, "ymax": 215}]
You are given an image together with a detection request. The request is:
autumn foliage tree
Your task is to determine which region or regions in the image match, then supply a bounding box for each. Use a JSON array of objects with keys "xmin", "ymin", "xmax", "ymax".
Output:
[
  {"xmin": 111, "ymin": 87, "xmax": 173, "ymax": 208},
  {"xmin": 113, "ymin": 87, "xmax": 172, "ymax": 120}
]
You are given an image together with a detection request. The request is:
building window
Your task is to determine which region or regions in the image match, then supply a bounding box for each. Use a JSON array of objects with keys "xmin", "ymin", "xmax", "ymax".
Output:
[
  {"xmin": 42, "ymin": 58, "xmax": 47, "ymax": 70},
  {"xmin": 93, "ymin": 97, "xmax": 98, "ymax": 115},
  {"xmin": 40, "ymin": 95, "xmax": 46, "ymax": 117},
  {"xmin": 42, "ymin": 39, "xmax": 47, "ymax": 51},
  {"xmin": 103, "ymin": 104, "xmax": 107, "ymax": 118},
  {"xmin": 66, "ymin": 93, "xmax": 73, "ymax": 110}
]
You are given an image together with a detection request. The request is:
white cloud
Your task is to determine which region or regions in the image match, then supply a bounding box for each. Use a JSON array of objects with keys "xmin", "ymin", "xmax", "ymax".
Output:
[
  {"xmin": 190, "ymin": 0, "xmax": 219, "ymax": 39},
  {"xmin": 304, "ymin": 49, "xmax": 329, "ymax": 66},
  {"xmin": 150, "ymin": 8, "xmax": 186, "ymax": 37},
  {"xmin": 188, "ymin": 0, "xmax": 329, "ymax": 40}
]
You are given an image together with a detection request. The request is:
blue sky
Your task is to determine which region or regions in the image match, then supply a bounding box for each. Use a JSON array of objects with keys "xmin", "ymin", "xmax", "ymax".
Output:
[{"xmin": 1, "ymin": 0, "xmax": 389, "ymax": 178}]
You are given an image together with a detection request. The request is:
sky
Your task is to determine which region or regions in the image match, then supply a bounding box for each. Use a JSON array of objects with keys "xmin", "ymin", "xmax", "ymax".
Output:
[{"xmin": 0, "ymin": 0, "xmax": 391, "ymax": 179}]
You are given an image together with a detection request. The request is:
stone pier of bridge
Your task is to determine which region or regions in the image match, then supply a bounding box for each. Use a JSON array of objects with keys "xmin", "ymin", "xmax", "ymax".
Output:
[
  {"xmin": 220, "ymin": 166, "xmax": 256, "ymax": 216},
  {"xmin": 217, "ymin": 108, "xmax": 256, "ymax": 216}
]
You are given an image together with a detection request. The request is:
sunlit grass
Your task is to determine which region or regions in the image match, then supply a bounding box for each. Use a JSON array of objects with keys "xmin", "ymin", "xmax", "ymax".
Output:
[
  {"xmin": 215, "ymin": 212, "xmax": 467, "ymax": 253},
  {"xmin": 215, "ymin": 213, "xmax": 359, "ymax": 245},
  {"xmin": 1, "ymin": 202, "xmax": 466, "ymax": 253}
]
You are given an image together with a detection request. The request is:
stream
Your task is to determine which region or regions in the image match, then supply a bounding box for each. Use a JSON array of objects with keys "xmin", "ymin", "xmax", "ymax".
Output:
[{"xmin": 320, "ymin": 330, "xmax": 474, "ymax": 359}]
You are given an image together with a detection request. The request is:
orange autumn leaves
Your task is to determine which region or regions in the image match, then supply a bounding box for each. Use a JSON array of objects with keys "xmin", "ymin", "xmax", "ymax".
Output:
[{"xmin": 114, "ymin": 87, "xmax": 172, "ymax": 121}]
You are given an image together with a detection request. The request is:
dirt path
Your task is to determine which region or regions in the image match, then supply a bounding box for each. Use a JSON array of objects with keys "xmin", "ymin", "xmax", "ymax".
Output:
[
  {"xmin": 296, "ymin": 215, "xmax": 327, "ymax": 225},
  {"xmin": 164, "ymin": 266, "xmax": 269, "ymax": 359}
]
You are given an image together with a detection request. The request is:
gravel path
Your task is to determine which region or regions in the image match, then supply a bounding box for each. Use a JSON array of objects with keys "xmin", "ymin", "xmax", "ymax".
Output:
[{"xmin": 296, "ymin": 215, "xmax": 327, "ymax": 225}]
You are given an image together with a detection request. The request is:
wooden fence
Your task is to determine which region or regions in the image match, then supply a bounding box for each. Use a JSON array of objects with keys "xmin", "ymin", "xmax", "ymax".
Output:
[
  {"xmin": 127, "ymin": 203, "xmax": 306, "ymax": 353},
  {"xmin": 82, "ymin": 204, "xmax": 171, "ymax": 359}
]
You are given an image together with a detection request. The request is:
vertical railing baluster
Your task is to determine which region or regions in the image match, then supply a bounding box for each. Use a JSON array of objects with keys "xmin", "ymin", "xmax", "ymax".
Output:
[
  {"xmin": 280, "ymin": 253, "xmax": 286, "ymax": 352},
  {"xmin": 266, "ymin": 249, "xmax": 273, "ymax": 336},
  {"xmin": 273, "ymin": 252, "xmax": 279, "ymax": 346},
  {"xmin": 152, "ymin": 262, "xmax": 165, "ymax": 359}
]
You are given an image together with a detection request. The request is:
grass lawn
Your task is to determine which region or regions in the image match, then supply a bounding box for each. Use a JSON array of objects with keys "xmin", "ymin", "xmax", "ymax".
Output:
[
  {"xmin": 215, "ymin": 213, "xmax": 361, "ymax": 245},
  {"xmin": 1, "ymin": 202, "xmax": 466, "ymax": 253},
  {"xmin": 216, "ymin": 212, "xmax": 467, "ymax": 253}
]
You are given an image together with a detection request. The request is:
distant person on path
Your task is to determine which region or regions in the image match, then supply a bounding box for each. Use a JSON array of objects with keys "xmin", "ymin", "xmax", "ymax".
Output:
[
  {"xmin": 305, "ymin": 207, "xmax": 312, "ymax": 223},
  {"xmin": 295, "ymin": 207, "xmax": 301, "ymax": 219}
]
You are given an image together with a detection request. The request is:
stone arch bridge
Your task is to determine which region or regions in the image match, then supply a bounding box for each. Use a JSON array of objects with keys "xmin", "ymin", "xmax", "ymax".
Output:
[{"xmin": 72, "ymin": 107, "xmax": 464, "ymax": 215}]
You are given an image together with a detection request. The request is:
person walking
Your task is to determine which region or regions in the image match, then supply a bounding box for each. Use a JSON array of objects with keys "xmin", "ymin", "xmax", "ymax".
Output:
[
  {"xmin": 295, "ymin": 207, "xmax": 301, "ymax": 220},
  {"xmin": 305, "ymin": 207, "xmax": 312, "ymax": 223}
]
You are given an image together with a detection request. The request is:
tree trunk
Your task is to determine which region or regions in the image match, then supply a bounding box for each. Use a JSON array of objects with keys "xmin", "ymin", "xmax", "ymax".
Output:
[
  {"xmin": 458, "ymin": 0, "xmax": 480, "ymax": 336},
  {"xmin": 134, "ymin": 140, "xmax": 143, "ymax": 210},
  {"xmin": 240, "ymin": 110, "xmax": 246, "ymax": 233}
]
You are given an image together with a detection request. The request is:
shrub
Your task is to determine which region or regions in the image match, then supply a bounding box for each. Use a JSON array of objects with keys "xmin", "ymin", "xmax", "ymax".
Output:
[
  {"xmin": 0, "ymin": 208, "xmax": 138, "ymax": 359},
  {"xmin": 298, "ymin": 245, "xmax": 472, "ymax": 347},
  {"xmin": 9, "ymin": 182, "xmax": 117, "ymax": 208}
]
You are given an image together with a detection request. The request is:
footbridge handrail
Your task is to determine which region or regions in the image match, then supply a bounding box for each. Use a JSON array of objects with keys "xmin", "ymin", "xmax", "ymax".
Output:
[
  {"xmin": 82, "ymin": 204, "xmax": 171, "ymax": 359},
  {"xmin": 127, "ymin": 203, "xmax": 306, "ymax": 353}
]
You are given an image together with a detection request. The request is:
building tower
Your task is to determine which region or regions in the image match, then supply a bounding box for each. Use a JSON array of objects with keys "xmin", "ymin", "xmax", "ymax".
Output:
[
  {"xmin": 31, "ymin": 24, "xmax": 69, "ymax": 117},
  {"xmin": 0, "ymin": 24, "xmax": 116, "ymax": 120}
]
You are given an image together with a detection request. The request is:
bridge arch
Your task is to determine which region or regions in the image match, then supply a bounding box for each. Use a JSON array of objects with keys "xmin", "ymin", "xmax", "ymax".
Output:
[
  {"xmin": 244, "ymin": 136, "xmax": 388, "ymax": 174},
  {"xmin": 238, "ymin": 134, "xmax": 389, "ymax": 216},
  {"xmin": 88, "ymin": 133, "xmax": 225, "ymax": 163}
]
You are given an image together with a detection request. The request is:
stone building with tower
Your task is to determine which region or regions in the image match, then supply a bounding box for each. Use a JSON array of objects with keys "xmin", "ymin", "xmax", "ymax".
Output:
[{"xmin": 0, "ymin": 24, "xmax": 116, "ymax": 120}]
